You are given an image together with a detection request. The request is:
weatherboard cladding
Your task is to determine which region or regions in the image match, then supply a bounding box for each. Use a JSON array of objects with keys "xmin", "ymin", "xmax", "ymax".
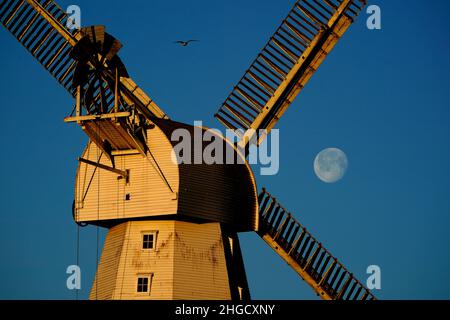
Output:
[
  {"xmin": 172, "ymin": 221, "xmax": 231, "ymax": 299},
  {"xmin": 74, "ymin": 119, "xmax": 258, "ymax": 232},
  {"xmin": 90, "ymin": 220, "xmax": 231, "ymax": 300},
  {"xmin": 155, "ymin": 119, "xmax": 259, "ymax": 232},
  {"xmin": 74, "ymin": 124, "xmax": 179, "ymax": 222},
  {"xmin": 89, "ymin": 222, "xmax": 127, "ymax": 300}
]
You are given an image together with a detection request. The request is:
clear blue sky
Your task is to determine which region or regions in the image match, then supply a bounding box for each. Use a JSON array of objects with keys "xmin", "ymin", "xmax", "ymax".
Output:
[{"xmin": 0, "ymin": 0, "xmax": 449, "ymax": 299}]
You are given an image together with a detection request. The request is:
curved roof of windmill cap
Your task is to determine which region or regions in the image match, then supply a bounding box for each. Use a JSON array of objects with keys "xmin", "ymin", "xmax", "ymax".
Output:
[
  {"xmin": 152, "ymin": 118, "xmax": 259, "ymax": 232},
  {"xmin": 74, "ymin": 119, "xmax": 259, "ymax": 232}
]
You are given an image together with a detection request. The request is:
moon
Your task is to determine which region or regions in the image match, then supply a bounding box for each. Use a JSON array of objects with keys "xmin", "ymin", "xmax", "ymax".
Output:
[{"xmin": 314, "ymin": 148, "xmax": 348, "ymax": 183}]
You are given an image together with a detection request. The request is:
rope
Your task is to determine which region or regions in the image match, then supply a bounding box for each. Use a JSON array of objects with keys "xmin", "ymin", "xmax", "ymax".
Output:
[
  {"xmin": 96, "ymin": 224, "xmax": 99, "ymax": 300},
  {"xmin": 95, "ymin": 126, "xmax": 100, "ymax": 300},
  {"xmin": 76, "ymin": 223, "xmax": 80, "ymax": 300}
]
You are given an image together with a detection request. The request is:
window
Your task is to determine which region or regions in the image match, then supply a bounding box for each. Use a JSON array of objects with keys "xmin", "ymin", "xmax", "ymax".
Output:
[
  {"xmin": 136, "ymin": 274, "xmax": 153, "ymax": 294},
  {"xmin": 142, "ymin": 233, "xmax": 156, "ymax": 250},
  {"xmin": 137, "ymin": 277, "xmax": 149, "ymax": 293}
]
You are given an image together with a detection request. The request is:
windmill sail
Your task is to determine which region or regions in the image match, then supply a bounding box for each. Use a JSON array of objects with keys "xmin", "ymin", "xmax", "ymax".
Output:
[
  {"xmin": 215, "ymin": 0, "xmax": 366, "ymax": 149},
  {"xmin": 0, "ymin": 0, "xmax": 79, "ymax": 94},
  {"xmin": 0, "ymin": 0, "xmax": 167, "ymax": 119},
  {"xmin": 257, "ymin": 188, "xmax": 376, "ymax": 300}
]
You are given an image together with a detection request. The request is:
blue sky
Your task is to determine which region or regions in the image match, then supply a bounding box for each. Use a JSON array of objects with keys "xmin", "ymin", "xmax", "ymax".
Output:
[{"xmin": 0, "ymin": 0, "xmax": 449, "ymax": 299}]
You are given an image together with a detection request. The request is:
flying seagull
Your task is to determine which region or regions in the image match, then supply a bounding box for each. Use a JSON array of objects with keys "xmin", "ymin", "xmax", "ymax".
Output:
[{"xmin": 174, "ymin": 39, "xmax": 199, "ymax": 47}]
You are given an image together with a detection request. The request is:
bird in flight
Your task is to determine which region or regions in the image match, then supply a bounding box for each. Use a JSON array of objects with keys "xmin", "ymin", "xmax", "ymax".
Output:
[{"xmin": 173, "ymin": 39, "xmax": 199, "ymax": 47}]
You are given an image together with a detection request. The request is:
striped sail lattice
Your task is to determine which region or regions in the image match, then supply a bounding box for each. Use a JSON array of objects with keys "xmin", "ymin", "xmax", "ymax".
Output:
[
  {"xmin": 258, "ymin": 188, "xmax": 376, "ymax": 300},
  {"xmin": 0, "ymin": 0, "xmax": 81, "ymax": 95},
  {"xmin": 215, "ymin": 0, "xmax": 366, "ymax": 148},
  {"xmin": 0, "ymin": 0, "xmax": 120, "ymax": 113},
  {"xmin": 0, "ymin": 0, "xmax": 167, "ymax": 119}
]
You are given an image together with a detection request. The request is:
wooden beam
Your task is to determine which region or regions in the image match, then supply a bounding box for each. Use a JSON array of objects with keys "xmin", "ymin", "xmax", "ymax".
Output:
[
  {"xmin": 78, "ymin": 157, "xmax": 129, "ymax": 181},
  {"xmin": 64, "ymin": 112, "xmax": 131, "ymax": 123}
]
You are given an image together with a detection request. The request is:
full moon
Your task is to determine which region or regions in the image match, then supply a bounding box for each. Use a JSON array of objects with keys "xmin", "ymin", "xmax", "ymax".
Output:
[{"xmin": 314, "ymin": 148, "xmax": 348, "ymax": 183}]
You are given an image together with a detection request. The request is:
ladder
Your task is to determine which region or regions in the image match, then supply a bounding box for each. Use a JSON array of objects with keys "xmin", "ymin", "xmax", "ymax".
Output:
[{"xmin": 257, "ymin": 188, "xmax": 376, "ymax": 300}]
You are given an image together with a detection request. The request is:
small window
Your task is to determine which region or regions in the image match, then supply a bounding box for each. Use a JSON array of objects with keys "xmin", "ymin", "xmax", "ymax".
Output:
[
  {"xmin": 142, "ymin": 233, "xmax": 155, "ymax": 250},
  {"xmin": 137, "ymin": 277, "xmax": 149, "ymax": 293}
]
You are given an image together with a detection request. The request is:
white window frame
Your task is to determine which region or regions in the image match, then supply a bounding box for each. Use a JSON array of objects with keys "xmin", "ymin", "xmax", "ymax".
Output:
[
  {"xmin": 141, "ymin": 231, "xmax": 158, "ymax": 251},
  {"xmin": 136, "ymin": 273, "xmax": 153, "ymax": 295}
]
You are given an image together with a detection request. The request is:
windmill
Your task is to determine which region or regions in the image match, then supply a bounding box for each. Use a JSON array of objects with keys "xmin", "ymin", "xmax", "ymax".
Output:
[{"xmin": 1, "ymin": 0, "xmax": 376, "ymax": 300}]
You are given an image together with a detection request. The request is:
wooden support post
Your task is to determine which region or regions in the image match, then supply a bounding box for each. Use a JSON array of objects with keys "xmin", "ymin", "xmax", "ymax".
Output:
[
  {"xmin": 76, "ymin": 85, "xmax": 81, "ymax": 124},
  {"xmin": 114, "ymin": 67, "xmax": 119, "ymax": 114}
]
